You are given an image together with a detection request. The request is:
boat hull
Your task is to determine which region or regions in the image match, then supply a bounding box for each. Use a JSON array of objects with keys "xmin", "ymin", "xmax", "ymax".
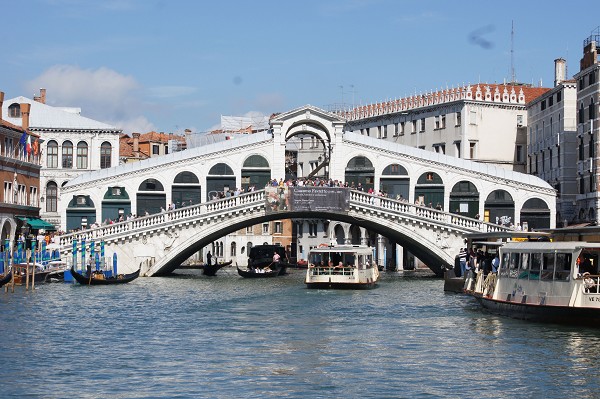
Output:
[
  {"xmin": 305, "ymin": 281, "xmax": 377, "ymax": 290},
  {"xmin": 70, "ymin": 267, "xmax": 140, "ymax": 285},
  {"xmin": 0, "ymin": 272, "xmax": 11, "ymax": 288},
  {"xmin": 237, "ymin": 266, "xmax": 279, "ymax": 278},
  {"xmin": 202, "ymin": 260, "xmax": 233, "ymax": 276},
  {"xmin": 473, "ymin": 294, "xmax": 600, "ymax": 327}
]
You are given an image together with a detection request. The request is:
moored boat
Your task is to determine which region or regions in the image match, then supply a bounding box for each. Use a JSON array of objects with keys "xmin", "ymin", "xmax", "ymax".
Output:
[
  {"xmin": 0, "ymin": 271, "xmax": 12, "ymax": 288},
  {"xmin": 466, "ymin": 241, "xmax": 600, "ymax": 326},
  {"xmin": 236, "ymin": 265, "xmax": 279, "ymax": 278},
  {"xmin": 305, "ymin": 245, "xmax": 379, "ymax": 289},
  {"xmin": 70, "ymin": 266, "xmax": 140, "ymax": 285}
]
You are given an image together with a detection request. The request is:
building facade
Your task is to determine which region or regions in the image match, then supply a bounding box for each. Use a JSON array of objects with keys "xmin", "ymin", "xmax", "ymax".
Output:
[
  {"xmin": 527, "ymin": 59, "xmax": 578, "ymax": 226},
  {"xmin": 573, "ymin": 29, "xmax": 600, "ymax": 225},
  {"xmin": 342, "ymin": 83, "xmax": 550, "ymax": 174},
  {"xmin": 0, "ymin": 91, "xmax": 43, "ymax": 242},
  {"xmin": 1, "ymin": 89, "xmax": 121, "ymax": 229}
]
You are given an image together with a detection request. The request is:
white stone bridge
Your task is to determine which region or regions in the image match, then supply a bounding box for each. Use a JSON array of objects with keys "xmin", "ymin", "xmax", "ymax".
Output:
[
  {"xmin": 56, "ymin": 105, "xmax": 556, "ymax": 276},
  {"xmin": 58, "ymin": 188, "xmax": 510, "ymax": 276}
]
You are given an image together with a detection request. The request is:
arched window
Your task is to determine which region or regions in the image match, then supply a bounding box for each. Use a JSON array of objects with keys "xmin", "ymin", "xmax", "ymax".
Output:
[
  {"xmin": 100, "ymin": 142, "xmax": 112, "ymax": 169},
  {"xmin": 8, "ymin": 103, "xmax": 20, "ymax": 118},
  {"xmin": 231, "ymin": 242, "xmax": 237, "ymax": 257},
  {"xmin": 62, "ymin": 141, "xmax": 73, "ymax": 168},
  {"xmin": 46, "ymin": 181, "xmax": 58, "ymax": 212},
  {"xmin": 76, "ymin": 141, "xmax": 88, "ymax": 169},
  {"xmin": 47, "ymin": 140, "xmax": 58, "ymax": 168}
]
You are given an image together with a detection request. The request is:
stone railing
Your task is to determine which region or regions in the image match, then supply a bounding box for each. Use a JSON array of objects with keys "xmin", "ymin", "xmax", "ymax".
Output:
[{"xmin": 58, "ymin": 188, "xmax": 506, "ymax": 251}]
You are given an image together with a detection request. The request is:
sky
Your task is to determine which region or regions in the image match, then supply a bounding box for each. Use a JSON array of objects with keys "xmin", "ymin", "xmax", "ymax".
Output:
[{"xmin": 2, "ymin": 0, "xmax": 599, "ymax": 136}]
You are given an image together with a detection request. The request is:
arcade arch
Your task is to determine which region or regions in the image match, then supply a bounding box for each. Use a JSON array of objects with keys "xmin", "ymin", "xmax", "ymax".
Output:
[
  {"xmin": 207, "ymin": 163, "xmax": 235, "ymax": 200},
  {"xmin": 345, "ymin": 156, "xmax": 374, "ymax": 191},
  {"xmin": 241, "ymin": 155, "xmax": 270, "ymax": 191},
  {"xmin": 380, "ymin": 164, "xmax": 409, "ymax": 200},
  {"xmin": 66, "ymin": 195, "xmax": 96, "ymax": 231},
  {"xmin": 519, "ymin": 198, "xmax": 550, "ymax": 229},
  {"xmin": 137, "ymin": 178, "xmax": 166, "ymax": 215},
  {"xmin": 102, "ymin": 186, "xmax": 131, "ymax": 222},
  {"xmin": 415, "ymin": 172, "xmax": 444, "ymax": 209},
  {"xmin": 172, "ymin": 171, "xmax": 201, "ymax": 207},
  {"xmin": 450, "ymin": 180, "xmax": 479, "ymax": 218},
  {"xmin": 484, "ymin": 189, "xmax": 514, "ymax": 226}
]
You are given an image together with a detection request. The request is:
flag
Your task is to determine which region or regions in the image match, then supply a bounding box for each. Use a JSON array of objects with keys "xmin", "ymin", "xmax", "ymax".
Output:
[
  {"xmin": 19, "ymin": 132, "xmax": 27, "ymax": 147},
  {"xmin": 26, "ymin": 135, "xmax": 32, "ymax": 155},
  {"xmin": 33, "ymin": 138, "xmax": 39, "ymax": 156}
]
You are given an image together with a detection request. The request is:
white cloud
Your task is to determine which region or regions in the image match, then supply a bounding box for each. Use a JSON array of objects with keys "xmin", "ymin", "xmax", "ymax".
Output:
[
  {"xmin": 147, "ymin": 86, "xmax": 198, "ymax": 99},
  {"xmin": 25, "ymin": 65, "xmax": 155, "ymax": 133}
]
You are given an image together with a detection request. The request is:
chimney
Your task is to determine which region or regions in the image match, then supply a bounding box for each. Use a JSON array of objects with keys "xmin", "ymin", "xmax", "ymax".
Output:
[
  {"xmin": 554, "ymin": 58, "xmax": 566, "ymax": 86},
  {"xmin": 132, "ymin": 132, "xmax": 140, "ymax": 157},
  {"xmin": 0, "ymin": 91, "xmax": 4, "ymax": 121},
  {"xmin": 33, "ymin": 88, "xmax": 46, "ymax": 104},
  {"xmin": 20, "ymin": 103, "xmax": 31, "ymax": 130}
]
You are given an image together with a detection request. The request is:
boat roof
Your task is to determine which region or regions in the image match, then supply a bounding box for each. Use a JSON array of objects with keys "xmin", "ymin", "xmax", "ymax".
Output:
[
  {"xmin": 500, "ymin": 241, "xmax": 600, "ymax": 251},
  {"xmin": 309, "ymin": 245, "xmax": 373, "ymax": 254},
  {"xmin": 465, "ymin": 231, "xmax": 551, "ymax": 244}
]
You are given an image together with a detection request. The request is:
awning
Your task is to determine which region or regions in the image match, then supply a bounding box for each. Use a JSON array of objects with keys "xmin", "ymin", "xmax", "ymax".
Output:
[{"xmin": 17, "ymin": 217, "xmax": 56, "ymax": 231}]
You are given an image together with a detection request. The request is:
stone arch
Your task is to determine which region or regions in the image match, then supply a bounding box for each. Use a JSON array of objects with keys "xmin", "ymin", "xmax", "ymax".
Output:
[
  {"xmin": 242, "ymin": 155, "xmax": 270, "ymax": 191},
  {"xmin": 66, "ymin": 195, "xmax": 96, "ymax": 231},
  {"xmin": 345, "ymin": 156, "xmax": 375, "ymax": 191},
  {"xmin": 484, "ymin": 189, "xmax": 514, "ymax": 226},
  {"xmin": 172, "ymin": 171, "xmax": 201, "ymax": 207},
  {"xmin": 415, "ymin": 172, "xmax": 444, "ymax": 209},
  {"xmin": 380, "ymin": 163, "xmax": 409, "ymax": 200},
  {"xmin": 520, "ymin": 198, "xmax": 550, "ymax": 230},
  {"xmin": 1, "ymin": 218, "xmax": 15, "ymax": 243},
  {"xmin": 331, "ymin": 222, "xmax": 346, "ymax": 245},
  {"xmin": 137, "ymin": 178, "xmax": 166, "ymax": 215},
  {"xmin": 450, "ymin": 180, "xmax": 479, "ymax": 218},
  {"xmin": 102, "ymin": 186, "xmax": 131, "ymax": 222},
  {"xmin": 589, "ymin": 207, "xmax": 596, "ymax": 221},
  {"xmin": 207, "ymin": 163, "xmax": 236, "ymax": 200}
]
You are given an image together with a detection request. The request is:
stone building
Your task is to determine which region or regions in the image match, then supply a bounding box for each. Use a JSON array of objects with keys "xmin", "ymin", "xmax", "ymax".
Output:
[
  {"xmin": 0, "ymin": 91, "xmax": 45, "ymax": 242},
  {"xmin": 1, "ymin": 89, "xmax": 121, "ymax": 229},
  {"xmin": 573, "ymin": 28, "xmax": 600, "ymax": 225},
  {"xmin": 527, "ymin": 59, "xmax": 578, "ymax": 227}
]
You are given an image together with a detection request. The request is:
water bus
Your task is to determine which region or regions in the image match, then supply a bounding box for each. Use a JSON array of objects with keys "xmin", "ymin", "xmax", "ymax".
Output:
[
  {"xmin": 444, "ymin": 231, "xmax": 550, "ymax": 293},
  {"xmin": 466, "ymin": 240, "xmax": 600, "ymax": 326},
  {"xmin": 305, "ymin": 245, "xmax": 379, "ymax": 289}
]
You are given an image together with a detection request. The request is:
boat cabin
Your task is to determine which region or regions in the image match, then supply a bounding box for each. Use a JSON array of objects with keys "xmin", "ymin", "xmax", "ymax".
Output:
[
  {"xmin": 308, "ymin": 245, "xmax": 374, "ymax": 270},
  {"xmin": 475, "ymin": 241, "xmax": 600, "ymax": 307}
]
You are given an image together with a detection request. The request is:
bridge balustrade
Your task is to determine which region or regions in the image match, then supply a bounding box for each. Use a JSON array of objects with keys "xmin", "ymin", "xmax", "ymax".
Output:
[
  {"xmin": 58, "ymin": 188, "xmax": 508, "ymax": 251},
  {"xmin": 349, "ymin": 191, "xmax": 508, "ymax": 233}
]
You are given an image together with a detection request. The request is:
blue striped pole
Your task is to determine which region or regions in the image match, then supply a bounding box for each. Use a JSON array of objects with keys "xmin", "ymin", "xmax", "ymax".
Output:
[{"xmin": 72, "ymin": 239, "xmax": 78, "ymax": 271}]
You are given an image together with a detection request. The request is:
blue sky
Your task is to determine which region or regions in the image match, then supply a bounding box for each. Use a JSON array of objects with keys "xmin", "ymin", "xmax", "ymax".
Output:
[{"xmin": 2, "ymin": 0, "xmax": 599, "ymax": 135}]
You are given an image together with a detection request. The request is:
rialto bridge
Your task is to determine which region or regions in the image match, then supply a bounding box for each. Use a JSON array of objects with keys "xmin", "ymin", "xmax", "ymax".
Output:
[{"xmin": 57, "ymin": 105, "xmax": 556, "ymax": 276}]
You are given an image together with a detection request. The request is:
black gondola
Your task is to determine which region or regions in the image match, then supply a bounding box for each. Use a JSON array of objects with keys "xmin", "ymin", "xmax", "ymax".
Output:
[
  {"xmin": 0, "ymin": 272, "xmax": 12, "ymax": 288},
  {"xmin": 237, "ymin": 266, "xmax": 279, "ymax": 278},
  {"xmin": 70, "ymin": 266, "xmax": 140, "ymax": 285},
  {"xmin": 202, "ymin": 260, "xmax": 233, "ymax": 276}
]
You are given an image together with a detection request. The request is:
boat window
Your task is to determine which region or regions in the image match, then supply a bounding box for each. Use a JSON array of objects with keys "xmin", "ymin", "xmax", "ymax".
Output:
[
  {"xmin": 343, "ymin": 254, "xmax": 356, "ymax": 267},
  {"xmin": 554, "ymin": 253, "xmax": 572, "ymax": 281},
  {"xmin": 529, "ymin": 253, "xmax": 541, "ymax": 280},
  {"xmin": 509, "ymin": 252, "xmax": 520, "ymax": 278},
  {"xmin": 541, "ymin": 253, "xmax": 555, "ymax": 280},
  {"xmin": 518, "ymin": 253, "xmax": 530, "ymax": 279},
  {"xmin": 499, "ymin": 252, "xmax": 510, "ymax": 277}
]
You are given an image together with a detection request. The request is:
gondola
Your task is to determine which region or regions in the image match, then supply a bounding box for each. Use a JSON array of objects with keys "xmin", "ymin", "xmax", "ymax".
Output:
[
  {"xmin": 202, "ymin": 260, "xmax": 233, "ymax": 276},
  {"xmin": 70, "ymin": 266, "xmax": 140, "ymax": 285},
  {"xmin": 237, "ymin": 266, "xmax": 279, "ymax": 278},
  {"xmin": 0, "ymin": 272, "xmax": 12, "ymax": 288}
]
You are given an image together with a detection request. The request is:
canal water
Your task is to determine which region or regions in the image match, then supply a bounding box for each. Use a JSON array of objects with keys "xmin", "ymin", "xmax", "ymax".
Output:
[{"xmin": 2, "ymin": 269, "xmax": 600, "ymax": 399}]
